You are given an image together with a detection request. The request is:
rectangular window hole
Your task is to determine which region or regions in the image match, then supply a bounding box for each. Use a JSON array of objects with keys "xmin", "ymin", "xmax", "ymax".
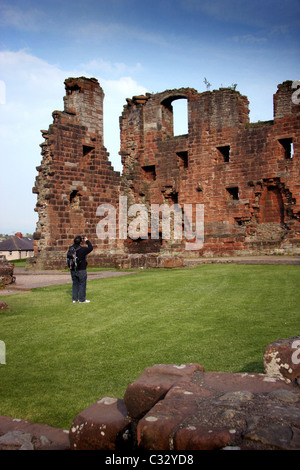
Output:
[
  {"xmin": 142, "ymin": 165, "xmax": 156, "ymax": 181},
  {"xmin": 217, "ymin": 145, "xmax": 231, "ymax": 162},
  {"xmin": 279, "ymin": 138, "xmax": 293, "ymax": 159},
  {"xmin": 226, "ymin": 187, "xmax": 239, "ymax": 200},
  {"xmin": 176, "ymin": 151, "xmax": 188, "ymax": 169}
]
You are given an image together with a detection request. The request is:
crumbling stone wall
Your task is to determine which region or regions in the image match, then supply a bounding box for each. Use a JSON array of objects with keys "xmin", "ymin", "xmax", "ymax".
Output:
[
  {"xmin": 120, "ymin": 81, "xmax": 300, "ymax": 259},
  {"xmin": 30, "ymin": 78, "xmax": 300, "ymax": 269},
  {"xmin": 30, "ymin": 77, "xmax": 122, "ymax": 269}
]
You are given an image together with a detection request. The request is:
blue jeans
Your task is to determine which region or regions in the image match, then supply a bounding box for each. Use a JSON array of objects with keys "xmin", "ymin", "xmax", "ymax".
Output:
[{"xmin": 71, "ymin": 269, "xmax": 87, "ymax": 302}]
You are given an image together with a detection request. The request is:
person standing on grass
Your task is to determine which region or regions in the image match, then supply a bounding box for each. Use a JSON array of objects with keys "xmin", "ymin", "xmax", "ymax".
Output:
[{"xmin": 68, "ymin": 235, "xmax": 93, "ymax": 304}]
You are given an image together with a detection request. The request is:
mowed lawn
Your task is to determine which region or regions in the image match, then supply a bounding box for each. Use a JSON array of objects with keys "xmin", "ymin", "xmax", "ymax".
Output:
[{"xmin": 0, "ymin": 264, "xmax": 299, "ymax": 429}]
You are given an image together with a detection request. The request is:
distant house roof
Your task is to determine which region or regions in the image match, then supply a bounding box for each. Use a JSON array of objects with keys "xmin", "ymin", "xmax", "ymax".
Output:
[{"xmin": 0, "ymin": 234, "xmax": 34, "ymax": 252}]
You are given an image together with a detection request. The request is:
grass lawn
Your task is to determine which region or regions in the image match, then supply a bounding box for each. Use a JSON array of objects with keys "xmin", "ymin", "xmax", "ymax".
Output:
[{"xmin": 0, "ymin": 264, "xmax": 299, "ymax": 430}]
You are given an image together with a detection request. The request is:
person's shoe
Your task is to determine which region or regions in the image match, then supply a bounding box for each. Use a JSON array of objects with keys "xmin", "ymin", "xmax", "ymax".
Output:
[
  {"xmin": 79, "ymin": 300, "xmax": 90, "ymax": 303},
  {"xmin": 73, "ymin": 300, "xmax": 78, "ymax": 303}
]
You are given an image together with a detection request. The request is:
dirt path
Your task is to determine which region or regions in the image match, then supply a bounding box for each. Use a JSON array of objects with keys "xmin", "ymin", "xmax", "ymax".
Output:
[{"xmin": 0, "ymin": 268, "xmax": 138, "ymax": 296}]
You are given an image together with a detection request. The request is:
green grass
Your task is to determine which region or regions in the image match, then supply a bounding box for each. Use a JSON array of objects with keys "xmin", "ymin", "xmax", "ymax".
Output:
[
  {"xmin": 9, "ymin": 259, "xmax": 27, "ymax": 267},
  {"xmin": 0, "ymin": 264, "xmax": 299, "ymax": 430}
]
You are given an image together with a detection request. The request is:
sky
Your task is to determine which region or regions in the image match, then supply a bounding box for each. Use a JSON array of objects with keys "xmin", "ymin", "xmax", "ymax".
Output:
[{"xmin": 0, "ymin": 0, "xmax": 299, "ymax": 235}]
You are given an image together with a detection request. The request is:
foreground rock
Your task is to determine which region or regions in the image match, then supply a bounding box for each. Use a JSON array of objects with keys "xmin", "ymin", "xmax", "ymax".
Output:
[
  {"xmin": 1, "ymin": 336, "xmax": 299, "ymax": 450},
  {"xmin": 69, "ymin": 359, "xmax": 300, "ymax": 451},
  {"xmin": 135, "ymin": 369, "xmax": 300, "ymax": 450},
  {"xmin": 0, "ymin": 416, "xmax": 69, "ymax": 450},
  {"xmin": 0, "ymin": 257, "xmax": 15, "ymax": 289}
]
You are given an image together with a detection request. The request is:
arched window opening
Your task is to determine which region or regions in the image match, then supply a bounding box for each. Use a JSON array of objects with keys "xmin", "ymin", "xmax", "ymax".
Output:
[{"xmin": 161, "ymin": 96, "xmax": 189, "ymax": 138}]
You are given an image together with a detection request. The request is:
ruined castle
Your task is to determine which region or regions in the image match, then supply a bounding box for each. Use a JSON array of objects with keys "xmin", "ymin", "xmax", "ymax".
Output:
[{"xmin": 29, "ymin": 77, "xmax": 300, "ymax": 269}]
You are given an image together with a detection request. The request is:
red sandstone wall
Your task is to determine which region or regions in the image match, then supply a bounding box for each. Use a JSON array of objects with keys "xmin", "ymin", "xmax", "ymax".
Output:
[
  {"xmin": 30, "ymin": 79, "xmax": 300, "ymax": 269},
  {"xmin": 120, "ymin": 80, "xmax": 300, "ymax": 258},
  {"xmin": 31, "ymin": 78, "xmax": 122, "ymax": 269}
]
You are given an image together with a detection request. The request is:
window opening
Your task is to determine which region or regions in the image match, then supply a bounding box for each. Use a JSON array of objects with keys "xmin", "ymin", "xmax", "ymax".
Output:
[
  {"xmin": 226, "ymin": 187, "xmax": 239, "ymax": 200},
  {"xmin": 177, "ymin": 151, "xmax": 188, "ymax": 169},
  {"xmin": 70, "ymin": 190, "xmax": 81, "ymax": 205},
  {"xmin": 83, "ymin": 145, "xmax": 95, "ymax": 157},
  {"xmin": 173, "ymin": 98, "xmax": 188, "ymax": 136},
  {"xmin": 279, "ymin": 138, "xmax": 293, "ymax": 159},
  {"xmin": 142, "ymin": 165, "xmax": 156, "ymax": 181},
  {"xmin": 217, "ymin": 145, "xmax": 231, "ymax": 162}
]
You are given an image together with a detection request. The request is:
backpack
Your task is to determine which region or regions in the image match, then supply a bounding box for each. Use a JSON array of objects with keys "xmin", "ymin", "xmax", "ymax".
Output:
[{"xmin": 66, "ymin": 245, "xmax": 81, "ymax": 270}]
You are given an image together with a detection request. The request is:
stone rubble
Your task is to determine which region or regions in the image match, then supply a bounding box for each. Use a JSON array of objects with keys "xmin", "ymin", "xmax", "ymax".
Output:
[{"xmin": 0, "ymin": 335, "xmax": 299, "ymax": 451}]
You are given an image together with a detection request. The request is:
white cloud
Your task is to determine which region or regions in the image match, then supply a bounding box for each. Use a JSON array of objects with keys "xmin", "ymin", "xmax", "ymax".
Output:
[
  {"xmin": 0, "ymin": 49, "xmax": 147, "ymax": 156},
  {"xmin": 104, "ymin": 76, "xmax": 147, "ymax": 97},
  {"xmin": 0, "ymin": 49, "xmax": 148, "ymax": 232}
]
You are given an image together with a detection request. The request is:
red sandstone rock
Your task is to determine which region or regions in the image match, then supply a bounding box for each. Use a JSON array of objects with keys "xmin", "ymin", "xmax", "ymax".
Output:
[
  {"xmin": 69, "ymin": 397, "xmax": 130, "ymax": 450},
  {"xmin": 158, "ymin": 256, "xmax": 184, "ymax": 268},
  {"xmin": 174, "ymin": 425, "xmax": 231, "ymax": 451},
  {"xmin": 137, "ymin": 398, "xmax": 199, "ymax": 450},
  {"xmin": 244, "ymin": 424, "xmax": 300, "ymax": 450},
  {"xmin": 197, "ymin": 370, "xmax": 297, "ymax": 392},
  {"xmin": 1, "ymin": 336, "xmax": 300, "ymax": 451},
  {"xmin": 135, "ymin": 364, "xmax": 300, "ymax": 450},
  {"xmin": 0, "ymin": 416, "xmax": 69, "ymax": 450},
  {"xmin": 124, "ymin": 363, "xmax": 204, "ymax": 419}
]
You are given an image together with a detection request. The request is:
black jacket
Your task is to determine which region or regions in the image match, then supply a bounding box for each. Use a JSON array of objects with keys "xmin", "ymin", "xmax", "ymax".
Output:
[{"xmin": 71, "ymin": 240, "xmax": 93, "ymax": 270}]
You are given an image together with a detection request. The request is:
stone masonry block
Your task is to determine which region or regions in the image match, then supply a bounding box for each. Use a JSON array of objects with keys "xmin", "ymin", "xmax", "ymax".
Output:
[
  {"xmin": 174, "ymin": 425, "xmax": 231, "ymax": 451},
  {"xmin": 137, "ymin": 379, "xmax": 231, "ymax": 450},
  {"xmin": 137, "ymin": 398, "xmax": 199, "ymax": 450},
  {"xmin": 69, "ymin": 397, "xmax": 131, "ymax": 450},
  {"xmin": 123, "ymin": 363, "xmax": 204, "ymax": 420}
]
